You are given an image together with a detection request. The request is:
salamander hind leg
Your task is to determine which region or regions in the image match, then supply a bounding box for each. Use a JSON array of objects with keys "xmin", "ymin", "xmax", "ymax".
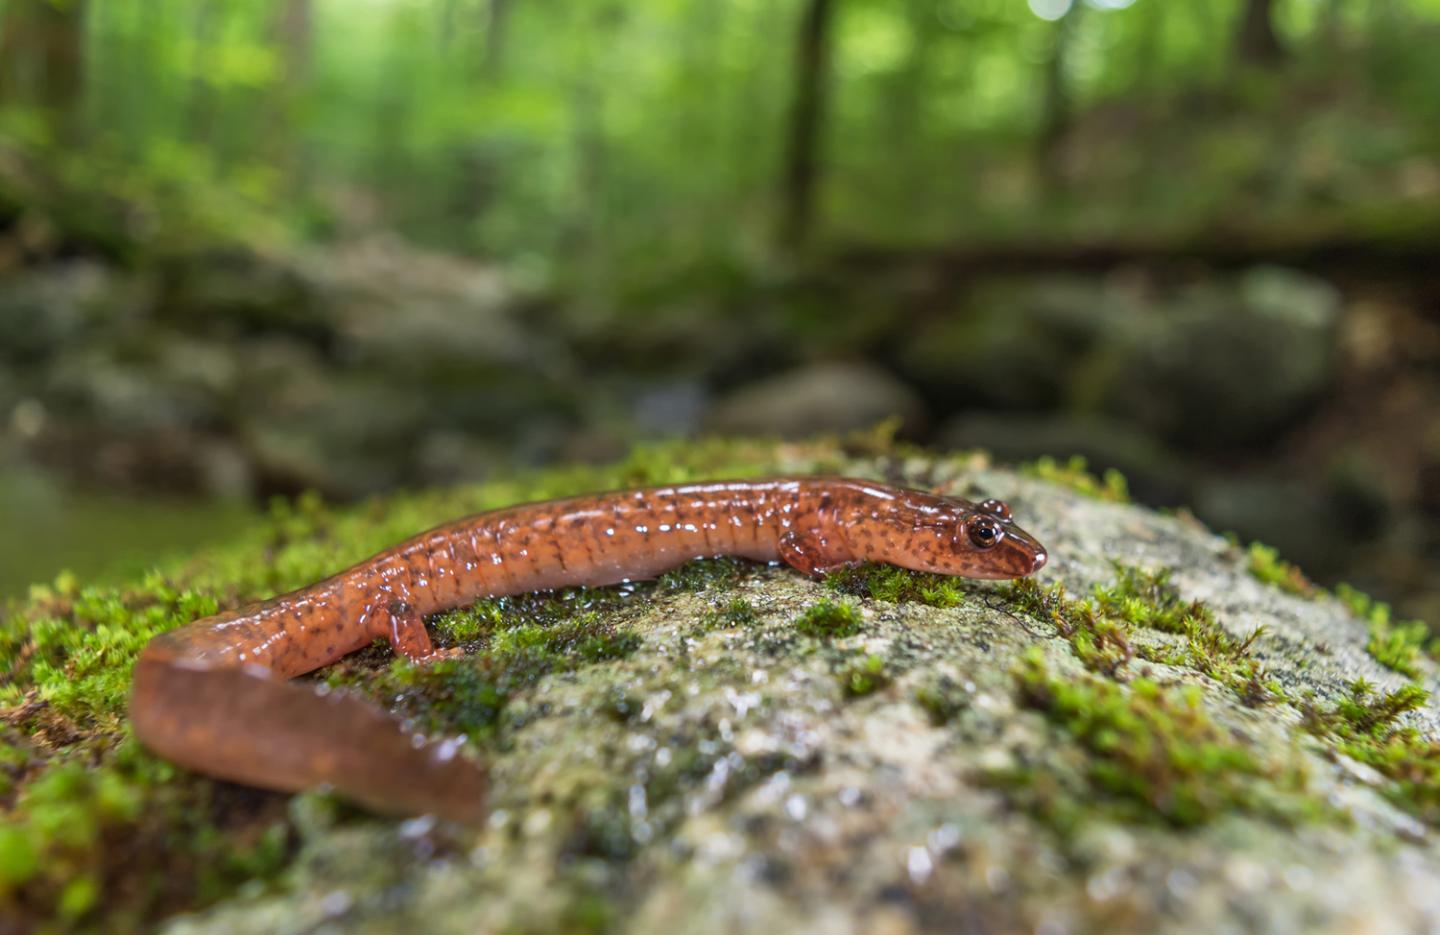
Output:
[{"xmin": 777, "ymin": 529, "xmax": 858, "ymax": 578}]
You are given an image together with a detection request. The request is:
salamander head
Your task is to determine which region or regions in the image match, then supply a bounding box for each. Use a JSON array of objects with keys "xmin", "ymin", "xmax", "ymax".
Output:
[{"xmin": 893, "ymin": 494, "xmax": 1048, "ymax": 580}]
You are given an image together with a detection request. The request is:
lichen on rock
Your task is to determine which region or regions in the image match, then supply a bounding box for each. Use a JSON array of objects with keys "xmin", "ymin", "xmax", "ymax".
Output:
[{"xmin": 5, "ymin": 437, "xmax": 1440, "ymax": 933}]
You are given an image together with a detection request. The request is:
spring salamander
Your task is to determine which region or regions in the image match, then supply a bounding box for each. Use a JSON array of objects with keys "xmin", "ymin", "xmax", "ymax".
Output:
[{"xmin": 131, "ymin": 477, "xmax": 1047, "ymax": 822}]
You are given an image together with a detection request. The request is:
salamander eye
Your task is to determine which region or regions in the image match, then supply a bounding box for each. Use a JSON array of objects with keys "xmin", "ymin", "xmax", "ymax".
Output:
[
  {"xmin": 967, "ymin": 517, "xmax": 1004, "ymax": 550},
  {"xmin": 978, "ymin": 499, "xmax": 1011, "ymax": 520}
]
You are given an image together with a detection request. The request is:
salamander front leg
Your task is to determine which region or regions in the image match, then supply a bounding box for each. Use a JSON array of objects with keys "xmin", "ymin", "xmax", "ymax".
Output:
[
  {"xmin": 778, "ymin": 529, "xmax": 858, "ymax": 578},
  {"xmin": 384, "ymin": 599, "xmax": 440, "ymax": 661}
]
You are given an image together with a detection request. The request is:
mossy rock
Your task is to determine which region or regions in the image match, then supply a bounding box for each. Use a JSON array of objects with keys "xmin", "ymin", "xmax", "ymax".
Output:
[{"xmin": 4, "ymin": 436, "xmax": 1440, "ymax": 933}]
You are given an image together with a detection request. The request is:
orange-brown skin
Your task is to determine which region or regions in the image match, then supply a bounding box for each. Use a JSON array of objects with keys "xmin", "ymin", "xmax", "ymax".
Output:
[{"xmin": 131, "ymin": 477, "xmax": 1046, "ymax": 823}]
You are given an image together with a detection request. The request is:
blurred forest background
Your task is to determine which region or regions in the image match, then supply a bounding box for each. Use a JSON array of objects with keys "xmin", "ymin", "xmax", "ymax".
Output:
[{"xmin": 1, "ymin": 0, "xmax": 1439, "ymax": 621}]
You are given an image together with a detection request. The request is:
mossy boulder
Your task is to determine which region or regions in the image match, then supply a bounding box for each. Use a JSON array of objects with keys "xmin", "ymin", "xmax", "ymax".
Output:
[{"xmin": 4, "ymin": 436, "xmax": 1440, "ymax": 933}]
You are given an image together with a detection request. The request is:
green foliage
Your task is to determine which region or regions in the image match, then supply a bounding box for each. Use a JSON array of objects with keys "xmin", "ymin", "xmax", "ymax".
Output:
[
  {"xmin": 1, "ymin": 571, "xmax": 219, "ymax": 720},
  {"xmin": 1009, "ymin": 650, "xmax": 1325, "ymax": 829},
  {"xmin": 1020, "ymin": 456, "xmax": 1129, "ymax": 504},
  {"xmin": 347, "ymin": 607, "xmax": 645, "ymax": 737},
  {"xmin": 793, "ymin": 598, "xmax": 865, "ymax": 639},
  {"xmin": 4, "ymin": 0, "xmax": 1439, "ymax": 298}
]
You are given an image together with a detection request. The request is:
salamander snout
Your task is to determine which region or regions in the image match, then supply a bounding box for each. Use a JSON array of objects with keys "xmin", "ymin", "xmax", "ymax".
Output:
[
  {"xmin": 970, "ymin": 518, "xmax": 1048, "ymax": 579},
  {"xmin": 932, "ymin": 500, "xmax": 1049, "ymax": 579}
]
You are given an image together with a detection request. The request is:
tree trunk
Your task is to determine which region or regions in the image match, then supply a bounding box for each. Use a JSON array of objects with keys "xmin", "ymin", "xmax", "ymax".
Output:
[
  {"xmin": 272, "ymin": 0, "xmax": 313, "ymax": 193},
  {"xmin": 1037, "ymin": 4, "xmax": 1082, "ymax": 189},
  {"xmin": 1235, "ymin": 0, "xmax": 1286, "ymax": 67},
  {"xmin": 0, "ymin": 0, "xmax": 87, "ymax": 136},
  {"xmin": 485, "ymin": 0, "xmax": 512, "ymax": 82},
  {"xmin": 779, "ymin": 0, "xmax": 835, "ymax": 251},
  {"xmin": 277, "ymin": 0, "xmax": 312, "ymax": 87}
]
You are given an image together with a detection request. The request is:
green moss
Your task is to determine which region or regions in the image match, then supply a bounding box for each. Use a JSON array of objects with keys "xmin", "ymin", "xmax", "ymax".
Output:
[
  {"xmin": 825, "ymin": 563, "xmax": 965, "ymax": 608},
  {"xmin": 656, "ymin": 556, "xmax": 748, "ymax": 592},
  {"xmin": 1008, "ymin": 649, "xmax": 1325, "ymax": 829},
  {"xmin": 1098, "ymin": 566, "xmax": 1274, "ymax": 703},
  {"xmin": 557, "ymin": 885, "xmax": 619, "ymax": 935},
  {"xmin": 793, "ymin": 598, "xmax": 864, "ymax": 639},
  {"xmin": 1020, "ymin": 455, "xmax": 1129, "ymax": 503},
  {"xmin": 1301, "ymin": 679, "xmax": 1440, "ymax": 822},
  {"xmin": 837, "ymin": 654, "xmax": 890, "ymax": 698},
  {"xmin": 431, "ymin": 601, "xmax": 505, "ymax": 642},
  {"xmin": 379, "ymin": 612, "xmax": 644, "ymax": 737},
  {"xmin": 1246, "ymin": 541, "xmax": 1314, "ymax": 596},
  {"xmin": 1004, "ymin": 577, "xmax": 1134, "ymax": 678},
  {"xmin": 0, "ymin": 826, "xmax": 38, "ymax": 888},
  {"xmin": 1336, "ymin": 583, "xmax": 1434, "ymax": 678},
  {"xmin": 914, "ymin": 676, "xmax": 968, "ymax": 725},
  {"xmin": 598, "ymin": 688, "xmax": 642, "ymax": 723},
  {"xmin": 1, "ymin": 573, "xmax": 220, "ymax": 721},
  {"xmin": 0, "ymin": 740, "xmax": 291, "ymax": 928},
  {"xmin": 1005, "ymin": 566, "xmax": 1277, "ymax": 705},
  {"xmin": 701, "ymin": 597, "xmax": 761, "ymax": 631}
]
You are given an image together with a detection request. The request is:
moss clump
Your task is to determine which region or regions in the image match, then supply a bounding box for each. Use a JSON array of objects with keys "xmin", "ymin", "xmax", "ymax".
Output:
[
  {"xmin": 657, "ymin": 556, "xmax": 748, "ymax": 592},
  {"xmin": 1004, "ymin": 578, "xmax": 1134, "ymax": 678},
  {"xmin": 1020, "ymin": 455, "xmax": 1128, "ymax": 503},
  {"xmin": 1096, "ymin": 566, "xmax": 1275, "ymax": 704},
  {"xmin": 825, "ymin": 563, "xmax": 964, "ymax": 608},
  {"xmin": 1246, "ymin": 541, "xmax": 1314, "ymax": 596},
  {"xmin": 1, "ymin": 572, "xmax": 221, "ymax": 723},
  {"xmin": 1301, "ymin": 679, "xmax": 1440, "ymax": 822},
  {"xmin": 0, "ymin": 740, "xmax": 291, "ymax": 929},
  {"xmin": 837, "ymin": 654, "xmax": 890, "ymax": 698},
  {"xmin": 1006, "ymin": 566, "xmax": 1277, "ymax": 705},
  {"xmin": 701, "ymin": 597, "xmax": 761, "ymax": 631},
  {"xmin": 431, "ymin": 601, "xmax": 506, "ymax": 642},
  {"xmin": 377, "ymin": 612, "xmax": 643, "ymax": 737},
  {"xmin": 1336, "ymin": 583, "xmax": 1434, "ymax": 679},
  {"xmin": 793, "ymin": 598, "xmax": 864, "ymax": 639},
  {"xmin": 1092, "ymin": 565, "xmax": 1214, "ymax": 635},
  {"xmin": 914, "ymin": 676, "xmax": 968, "ymax": 725},
  {"xmin": 1009, "ymin": 649, "xmax": 1324, "ymax": 829}
]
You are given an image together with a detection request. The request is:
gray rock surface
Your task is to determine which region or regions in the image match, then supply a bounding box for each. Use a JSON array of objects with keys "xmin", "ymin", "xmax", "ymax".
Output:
[{"xmin": 161, "ymin": 454, "xmax": 1440, "ymax": 934}]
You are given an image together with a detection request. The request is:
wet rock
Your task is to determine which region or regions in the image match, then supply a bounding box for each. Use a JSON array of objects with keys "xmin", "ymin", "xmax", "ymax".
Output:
[
  {"xmin": 900, "ymin": 267, "xmax": 1342, "ymax": 450},
  {"xmin": 154, "ymin": 248, "xmax": 330, "ymax": 347},
  {"xmin": 414, "ymin": 431, "xmax": 506, "ymax": 487},
  {"xmin": 1190, "ymin": 473, "xmax": 1354, "ymax": 580},
  {"xmin": 705, "ymin": 362, "xmax": 928, "ymax": 437},
  {"xmin": 234, "ymin": 341, "xmax": 428, "ymax": 496},
  {"xmin": 1102, "ymin": 267, "xmax": 1342, "ymax": 449},
  {"xmin": 161, "ymin": 451, "xmax": 1440, "ymax": 934},
  {"xmin": 896, "ymin": 275, "xmax": 1119, "ymax": 411},
  {"xmin": 0, "ymin": 260, "xmax": 134, "ymax": 364},
  {"xmin": 935, "ymin": 411, "xmax": 1192, "ymax": 503},
  {"xmin": 45, "ymin": 342, "xmax": 227, "ymax": 434},
  {"xmin": 310, "ymin": 240, "xmax": 543, "ymax": 374}
]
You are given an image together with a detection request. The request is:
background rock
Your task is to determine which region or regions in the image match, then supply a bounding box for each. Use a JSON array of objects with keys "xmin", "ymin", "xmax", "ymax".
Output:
[{"xmin": 705, "ymin": 361, "xmax": 928, "ymax": 438}]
